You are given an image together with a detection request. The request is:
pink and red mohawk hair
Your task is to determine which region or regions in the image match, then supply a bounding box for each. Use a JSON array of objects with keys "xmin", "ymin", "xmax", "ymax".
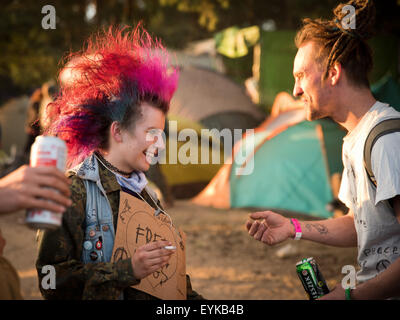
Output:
[{"xmin": 45, "ymin": 25, "xmax": 178, "ymax": 168}]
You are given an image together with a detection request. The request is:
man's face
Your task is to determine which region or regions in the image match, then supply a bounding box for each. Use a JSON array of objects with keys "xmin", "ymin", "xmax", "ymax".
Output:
[{"xmin": 293, "ymin": 42, "xmax": 332, "ymax": 121}]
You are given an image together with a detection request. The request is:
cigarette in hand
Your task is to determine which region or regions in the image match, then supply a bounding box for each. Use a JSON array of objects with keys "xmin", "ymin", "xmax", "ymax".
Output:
[{"xmin": 164, "ymin": 246, "xmax": 176, "ymax": 250}]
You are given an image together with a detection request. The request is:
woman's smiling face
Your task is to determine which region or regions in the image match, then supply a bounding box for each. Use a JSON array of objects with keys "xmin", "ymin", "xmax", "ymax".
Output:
[{"xmin": 116, "ymin": 101, "xmax": 166, "ymax": 172}]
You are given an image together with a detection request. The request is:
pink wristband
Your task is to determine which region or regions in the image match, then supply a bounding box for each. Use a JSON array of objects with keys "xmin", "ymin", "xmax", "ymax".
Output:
[{"xmin": 291, "ymin": 218, "xmax": 302, "ymax": 240}]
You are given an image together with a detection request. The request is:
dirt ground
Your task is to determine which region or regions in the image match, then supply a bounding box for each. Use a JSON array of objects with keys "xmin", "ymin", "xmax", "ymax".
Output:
[{"xmin": 0, "ymin": 200, "xmax": 358, "ymax": 300}]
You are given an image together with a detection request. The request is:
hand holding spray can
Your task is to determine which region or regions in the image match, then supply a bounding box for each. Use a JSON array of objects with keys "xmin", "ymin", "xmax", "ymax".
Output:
[{"xmin": 25, "ymin": 135, "xmax": 67, "ymax": 230}]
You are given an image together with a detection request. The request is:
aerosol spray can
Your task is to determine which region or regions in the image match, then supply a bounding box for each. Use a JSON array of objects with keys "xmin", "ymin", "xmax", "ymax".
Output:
[{"xmin": 25, "ymin": 135, "xmax": 67, "ymax": 230}]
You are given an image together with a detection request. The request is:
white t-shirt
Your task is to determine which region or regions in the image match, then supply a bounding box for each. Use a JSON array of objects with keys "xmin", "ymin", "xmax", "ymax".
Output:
[{"xmin": 338, "ymin": 101, "xmax": 400, "ymax": 284}]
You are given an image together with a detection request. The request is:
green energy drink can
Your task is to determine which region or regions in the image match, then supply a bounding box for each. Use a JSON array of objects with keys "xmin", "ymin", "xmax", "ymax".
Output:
[{"xmin": 296, "ymin": 257, "xmax": 330, "ymax": 300}]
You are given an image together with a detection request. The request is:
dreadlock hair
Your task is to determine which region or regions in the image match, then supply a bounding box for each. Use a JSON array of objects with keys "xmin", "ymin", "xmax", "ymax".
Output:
[
  {"xmin": 45, "ymin": 25, "xmax": 178, "ymax": 168},
  {"xmin": 295, "ymin": 0, "xmax": 376, "ymax": 88}
]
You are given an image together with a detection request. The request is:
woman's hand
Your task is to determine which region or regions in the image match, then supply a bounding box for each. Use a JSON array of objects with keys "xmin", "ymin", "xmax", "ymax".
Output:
[{"xmin": 131, "ymin": 240, "xmax": 175, "ymax": 280}]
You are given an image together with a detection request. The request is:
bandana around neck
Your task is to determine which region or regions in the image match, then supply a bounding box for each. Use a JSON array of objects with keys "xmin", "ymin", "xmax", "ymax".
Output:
[{"xmin": 115, "ymin": 171, "xmax": 148, "ymax": 194}]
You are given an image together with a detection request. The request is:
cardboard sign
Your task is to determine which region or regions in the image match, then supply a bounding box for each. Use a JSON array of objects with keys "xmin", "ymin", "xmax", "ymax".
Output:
[{"xmin": 111, "ymin": 190, "xmax": 187, "ymax": 300}]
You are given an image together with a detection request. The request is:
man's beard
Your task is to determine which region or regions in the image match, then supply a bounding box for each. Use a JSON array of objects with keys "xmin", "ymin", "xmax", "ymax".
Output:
[{"xmin": 307, "ymin": 104, "xmax": 325, "ymax": 121}]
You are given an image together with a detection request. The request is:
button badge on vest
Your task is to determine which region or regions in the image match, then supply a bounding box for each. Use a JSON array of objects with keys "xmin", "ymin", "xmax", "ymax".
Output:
[
  {"xmin": 83, "ymin": 241, "xmax": 93, "ymax": 250},
  {"xmin": 95, "ymin": 239, "xmax": 102, "ymax": 250},
  {"xmin": 90, "ymin": 251, "xmax": 98, "ymax": 261}
]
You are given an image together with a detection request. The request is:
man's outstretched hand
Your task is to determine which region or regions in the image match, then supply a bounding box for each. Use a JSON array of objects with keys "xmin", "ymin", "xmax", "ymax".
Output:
[{"xmin": 246, "ymin": 211, "xmax": 294, "ymax": 246}]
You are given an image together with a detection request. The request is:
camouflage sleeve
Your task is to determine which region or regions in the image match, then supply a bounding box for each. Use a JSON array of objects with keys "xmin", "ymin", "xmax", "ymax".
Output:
[{"xmin": 36, "ymin": 175, "xmax": 139, "ymax": 300}]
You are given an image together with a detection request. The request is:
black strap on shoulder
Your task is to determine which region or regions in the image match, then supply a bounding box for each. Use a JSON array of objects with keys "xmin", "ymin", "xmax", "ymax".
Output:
[{"xmin": 363, "ymin": 118, "xmax": 400, "ymax": 187}]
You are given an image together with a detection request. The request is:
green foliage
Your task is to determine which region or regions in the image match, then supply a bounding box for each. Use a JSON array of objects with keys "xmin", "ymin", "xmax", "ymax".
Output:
[
  {"xmin": 259, "ymin": 30, "xmax": 298, "ymax": 112},
  {"xmin": 0, "ymin": 0, "xmax": 91, "ymax": 102},
  {"xmin": 160, "ymin": 0, "xmax": 229, "ymax": 31},
  {"xmin": 0, "ymin": 0, "xmax": 398, "ymax": 105}
]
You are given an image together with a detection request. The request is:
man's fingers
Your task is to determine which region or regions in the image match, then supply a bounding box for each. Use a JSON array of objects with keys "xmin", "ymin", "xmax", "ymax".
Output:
[
  {"xmin": 245, "ymin": 220, "xmax": 253, "ymax": 231},
  {"xmin": 248, "ymin": 220, "xmax": 261, "ymax": 236},
  {"xmin": 36, "ymin": 175, "xmax": 71, "ymax": 197},
  {"xmin": 261, "ymin": 231, "xmax": 274, "ymax": 245},
  {"xmin": 249, "ymin": 211, "xmax": 273, "ymax": 220},
  {"xmin": 253, "ymin": 221, "xmax": 267, "ymax": 241},
  {"xmin": 24, "ymin": 197, "xmax": 66, "ymax": 213},
  {"xmin": 31, "ymin": 167, "xmax": 71, "ymax": 196},
  {"xmin": 30, "ymin": 186, "xmax": 71, "ymax": 208},
  {"xmin": 31, "ymin": 166, "xmax": 69, "ymax": 182}
]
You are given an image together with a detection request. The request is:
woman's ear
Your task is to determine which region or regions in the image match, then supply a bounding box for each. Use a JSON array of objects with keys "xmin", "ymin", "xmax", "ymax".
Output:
[{"xmin": 110, "ymin": 121, "xmax": 123, "ymax": 143}]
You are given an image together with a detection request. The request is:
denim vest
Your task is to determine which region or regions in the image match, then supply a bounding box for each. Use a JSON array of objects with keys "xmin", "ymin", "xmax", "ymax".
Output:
[
  {"xmin": 70, "ymin": 155, "xmax": 116, "ymax": 264},
  {"xmin": 70, "ymin": 154, "xmax": 159, "ymax": 265}
]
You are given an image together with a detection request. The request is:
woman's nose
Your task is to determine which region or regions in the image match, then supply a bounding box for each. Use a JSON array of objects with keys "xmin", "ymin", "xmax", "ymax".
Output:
[{"xmin": 154, "ymin": 132, "xmax": 165, "ymax": 150}]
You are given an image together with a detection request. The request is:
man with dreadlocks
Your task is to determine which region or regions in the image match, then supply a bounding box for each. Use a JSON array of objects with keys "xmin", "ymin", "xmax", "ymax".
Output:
[
  {"xmin": 246, "ymin": 0, "xmax": 400, "ymax": 300},
  {"xmin": 35, "ymin": 25, "xmax": 202, "ymax": 300}
]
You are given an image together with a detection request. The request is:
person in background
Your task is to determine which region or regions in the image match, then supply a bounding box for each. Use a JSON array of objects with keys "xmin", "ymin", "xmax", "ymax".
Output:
[
  {"xmin": 24, "ymin": 88, "xmax": 42, "ymax": 156},
  {"xmin": 24, "ymin": 81, "xmax": 59, "ymax": 156}
]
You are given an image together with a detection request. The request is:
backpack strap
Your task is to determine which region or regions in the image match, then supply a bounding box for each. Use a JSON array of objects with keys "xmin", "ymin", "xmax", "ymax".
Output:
[{"xmin": 363, "ymin": 118, "xmax": 400, "ymax": 187}]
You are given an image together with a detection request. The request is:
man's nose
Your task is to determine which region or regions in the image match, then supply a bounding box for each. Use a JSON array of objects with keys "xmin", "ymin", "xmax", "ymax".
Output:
[{"xmin": 293, "ymin": 82, "xmax": 303, "ymax": 97}]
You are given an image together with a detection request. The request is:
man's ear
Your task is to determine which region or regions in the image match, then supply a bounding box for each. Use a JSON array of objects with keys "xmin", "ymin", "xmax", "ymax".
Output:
[
  {"xmin": 328, "ymin": 62, "xmax": 342, "ymax": 86},
  {"xmin": 110, "ymin": 121, "xmax": 123, "ymax": 143}
]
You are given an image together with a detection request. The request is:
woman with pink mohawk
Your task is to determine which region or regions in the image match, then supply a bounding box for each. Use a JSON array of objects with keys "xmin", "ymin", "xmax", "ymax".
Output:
[{"xmin": 36, "ymin": 25, "xmax": 202, "ymax": 300}]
